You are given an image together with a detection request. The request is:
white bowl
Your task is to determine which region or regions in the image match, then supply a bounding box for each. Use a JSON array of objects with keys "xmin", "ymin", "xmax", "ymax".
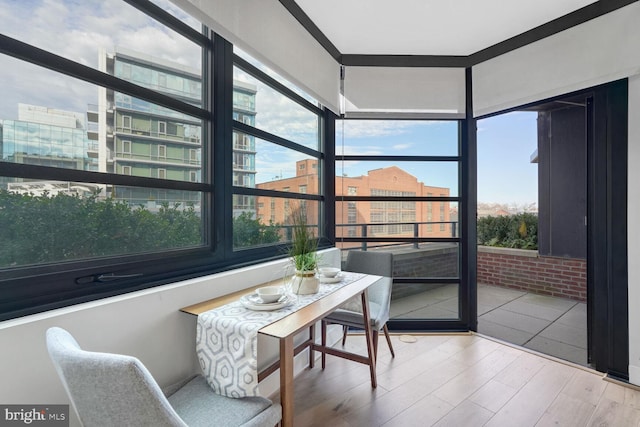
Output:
[
  {"xmin": 255, "ymin": 286, "xmax": 284, "ymax": 303},
  {"xmin": 318, "ymin": 267, "xmax": 340, "ymax": 278}
]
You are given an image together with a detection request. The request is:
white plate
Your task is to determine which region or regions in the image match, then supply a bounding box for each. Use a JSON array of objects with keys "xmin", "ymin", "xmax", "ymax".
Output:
[
  {"xmin": 319, "ymin": 273, "xmax": 343, "ymax": 284},
  {"xmin": 240, "ymin": 293, "xmax": 296, "ymax": 311}
]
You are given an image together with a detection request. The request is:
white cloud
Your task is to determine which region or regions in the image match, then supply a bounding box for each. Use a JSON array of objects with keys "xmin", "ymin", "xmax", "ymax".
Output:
[
  {"xmin": 393, "ymin": 143, "xmax": 413, "ymax": 150},
  {"xmin": 234, "ymin": 68, "xmax": 319, "ymax": 149},
  {"xmin": 1, "ymin": 0, "xmax": 202, "ymax": 119},
  {"xmin": 338, "ymin": 119, "xmax": 438, "ymax": 139}
]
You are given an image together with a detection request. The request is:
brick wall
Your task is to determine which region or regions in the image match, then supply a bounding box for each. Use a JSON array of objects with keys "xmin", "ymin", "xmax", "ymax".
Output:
[{"xmin": 477, "ymin": 246, "xmax": 586, "ymax": 302}]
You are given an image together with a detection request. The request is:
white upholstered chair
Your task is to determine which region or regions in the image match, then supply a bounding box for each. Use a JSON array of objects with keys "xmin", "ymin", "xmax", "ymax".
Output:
[
  {"xmin": 46, "ymin": 327, "xmax": 281, "ymax": 427},
  {"xmin": 321, "ymin": 251, "xmax": 396, "ymax": 370}
]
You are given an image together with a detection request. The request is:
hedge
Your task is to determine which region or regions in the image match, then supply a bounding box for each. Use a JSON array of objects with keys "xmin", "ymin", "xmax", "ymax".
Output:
[{"xmin": 477, "ymin": 212, "xmax": 538, "ymax": 250}]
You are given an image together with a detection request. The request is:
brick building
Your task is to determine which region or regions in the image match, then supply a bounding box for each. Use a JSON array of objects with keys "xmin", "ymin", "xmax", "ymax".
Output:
[{"xmin": 256, "ymin": 159, "xmax": 451, "ymax": 246}]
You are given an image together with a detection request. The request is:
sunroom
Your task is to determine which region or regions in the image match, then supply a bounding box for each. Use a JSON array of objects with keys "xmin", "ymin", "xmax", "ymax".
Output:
[{"xmin": 1, "ymin": 0, "xmax": 639, "ymax": 425}]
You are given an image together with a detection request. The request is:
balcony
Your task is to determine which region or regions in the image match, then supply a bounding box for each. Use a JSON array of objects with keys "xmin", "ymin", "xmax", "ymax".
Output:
[
  {"xmin": 342, "ymin": 236, "xmax": 587, "ymax": 366},
  {"xmin": 333, "ymin": 217, "xmax": 587, "ymax": 365}
]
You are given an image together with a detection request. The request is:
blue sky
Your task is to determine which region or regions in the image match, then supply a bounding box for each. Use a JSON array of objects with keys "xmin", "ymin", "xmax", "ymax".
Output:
[
  {"xmin": 477, "ymin": 112, "xmax": 538, "ymax": 205},
  {"xmin": 336, "ymin": 114, "xmax": 539, "ymax": 205}
]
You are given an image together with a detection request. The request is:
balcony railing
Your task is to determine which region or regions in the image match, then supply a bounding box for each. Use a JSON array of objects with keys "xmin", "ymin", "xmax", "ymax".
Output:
[{"xmin": 336, "ymin": 220, "xmax": 458, "ymax": 251}]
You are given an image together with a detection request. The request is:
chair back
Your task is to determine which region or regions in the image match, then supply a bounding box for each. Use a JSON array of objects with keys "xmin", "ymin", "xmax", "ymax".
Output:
[
  {"xmin": 46, "ymin": 327, "xmax": 186, "ymax": 427},
  {"xmin": 344, "ymin": 251, "xmax": 393, "ymax": 325},
  {"xmin": 344, "ymin": 251, "xmax": 393, "ymax": 278}
]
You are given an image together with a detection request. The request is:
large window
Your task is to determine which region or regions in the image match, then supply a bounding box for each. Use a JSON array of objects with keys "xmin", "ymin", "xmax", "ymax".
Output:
[
  {"xmin": 231, "ymin": 49, "xmax": 325, "ymax": 251},
  {"xmin": 0, "ymin": 0, "xmax": 329, "ymax": 321},
  {"xmin": 336, "ymin": 119, "xmax": 461, "ymax": 321}
]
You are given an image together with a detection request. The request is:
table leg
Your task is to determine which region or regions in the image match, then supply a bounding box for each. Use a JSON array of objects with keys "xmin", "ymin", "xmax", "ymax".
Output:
[
  {"xmin": 361, "ymin": 290, "xmax": 377, "ymax": 388},
  {"xmin": 280, "ymin": 336, "xmax": 295, "ymax": 427},
  {"xmin": 308, "ymin": 324, "xmax": 315, "ymax": 369}
]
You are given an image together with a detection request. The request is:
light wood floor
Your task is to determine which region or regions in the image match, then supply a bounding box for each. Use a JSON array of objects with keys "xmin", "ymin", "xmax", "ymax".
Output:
[{"xmin": 287, "ymin": 333, "xmax": 640, "ymax": 426}]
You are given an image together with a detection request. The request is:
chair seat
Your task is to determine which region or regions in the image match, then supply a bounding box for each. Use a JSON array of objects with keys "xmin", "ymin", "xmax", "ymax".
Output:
[
  {"xmin": 324, "ymin": 302, "xmax": 384, "ymax": 330},
  {"xmin": 46, "ymin": 327, "xmax": 281, "ymax": 427},
  {"xmin": 168, "ymin": 375, "xmax": 281, "ymax": 427}
]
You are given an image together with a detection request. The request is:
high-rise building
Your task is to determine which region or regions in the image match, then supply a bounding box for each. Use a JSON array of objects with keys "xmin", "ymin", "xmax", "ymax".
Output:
[
  {"xmin": 0, "ymin": 103, "xmax": 97, "ymax": 192},
  {"xmin": 88, "ymin": 48, "xmax": 203, "ymax": 208},
  {"xmin": 88, "ymin": 48, "xmax": 257, "ymax": 212},
  {"xmin": 232, "ymin": 80, "xmax": 258, "ymax": 217}
]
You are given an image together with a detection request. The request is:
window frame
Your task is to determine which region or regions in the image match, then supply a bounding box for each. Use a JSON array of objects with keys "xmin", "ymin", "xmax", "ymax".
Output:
[
  {"xmin": 122, "ymin": 115, "xmax": 132, "ymax": 130},
  {"xmin": 122, "ymin": 139, "xmax": 132, "ymax": 154},
  {"xmin": 335, "ymin": 117, "xmax": 463, "ymax": 330},
  {"xmin": 0, "ymin": 1, "xmax": 333, "ymax": 321},
  {"xmin": 229, "ymin": 52, "xmax": 331, "ymax": 256}
]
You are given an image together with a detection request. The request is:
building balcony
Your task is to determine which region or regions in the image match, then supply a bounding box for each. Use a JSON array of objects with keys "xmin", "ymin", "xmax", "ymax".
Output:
[{"xmin": 114, "ymin": 127, "xmax": 201, "ymax": 145}]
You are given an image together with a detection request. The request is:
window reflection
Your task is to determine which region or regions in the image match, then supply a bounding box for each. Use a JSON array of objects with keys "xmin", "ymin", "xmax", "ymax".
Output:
[
  {"xmin": 233, "ymin": 66, "xmax": 319, "ymax": 150},
  {"xmin": 0, "ymin": 180, "xmax": 203, "ymax": 268},
  {"xmin": 2, "ymin": 0, "xmax": 201, "ymax": 81},
  {"xmin": 233, "ymin": 196, "xmax": 319, "ymax": 250}
]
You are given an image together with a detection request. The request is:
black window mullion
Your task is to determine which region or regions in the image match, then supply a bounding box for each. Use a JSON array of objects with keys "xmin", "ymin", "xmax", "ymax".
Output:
[
  {"xmin": 0, "ymin": 162, "xmax": 210, "ymax": 192},
  {"xmin": 340, "ymin": 195, "xmax": 459, "ymax": 203},
  {"xmin": 213, "ymin": 34, "xmax": 234, "ymax": 255},
  {"xmin": 338, "ymin": 155, "xmax": 460, "ymax": 162},
  {"xmin": 340, "ymin": 237, "xmax": 460, "ymax": 244},
  {"xmin": 233, "ymin": 186, "xmax": 322, "ymax": 201},
  {"xmin": 324, "ymin": 109, "xmax": 337, "ymax": 244}
]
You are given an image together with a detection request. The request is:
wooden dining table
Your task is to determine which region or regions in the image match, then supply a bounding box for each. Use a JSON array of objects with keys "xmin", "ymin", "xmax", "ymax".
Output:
[{"xmin": 180, "ymin": 273, "xmax": 382, "ymax": 427}]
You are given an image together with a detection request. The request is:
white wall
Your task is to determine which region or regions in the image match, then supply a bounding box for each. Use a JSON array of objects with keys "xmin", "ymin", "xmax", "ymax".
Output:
[
  {"xmin": 0, "ymin": 248, "xmax": 341, "ymax": 427},
  {"xmin": 628, "ymin": 75, "xmax": 640, "ymax": 385},
  {"xmin": 473, "ymin": 2, "xmax": 640, "ymax": 117}
]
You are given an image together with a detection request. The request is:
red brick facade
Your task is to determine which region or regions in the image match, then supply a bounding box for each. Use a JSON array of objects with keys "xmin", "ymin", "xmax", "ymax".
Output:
[
  {"xmin": 477, "ymin": 246, "xmax": 586, "ymax": 302},
  {"xmin": 256, "ymin": 160, "xmax": 452, "ymax": 245}
]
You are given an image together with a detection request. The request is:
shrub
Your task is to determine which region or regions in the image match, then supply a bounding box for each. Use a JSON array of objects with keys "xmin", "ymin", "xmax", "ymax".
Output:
[
  {"xmin": 477, "ymin": 212, "xmax": 538, "ymax": 250},
  {"xmin": 232, "ymin": 211, "xmax": 281, "ymax": 248},
  {"xmin": 0, "ymin": 190, "xmax": 280, "ymax": 267}
]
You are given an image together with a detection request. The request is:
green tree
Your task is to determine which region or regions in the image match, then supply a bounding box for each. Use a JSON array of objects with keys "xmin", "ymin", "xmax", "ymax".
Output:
[
  {"xmin": 232, "ymin": 211, "xmax": 281, "ymax": 248},
  {"xmin": 0, "ymin": 189, "xmax": 202, "ymax": 268},
  {"xmin": 477, "ymin": 212, "xmax": 538, "ymax": 249}
]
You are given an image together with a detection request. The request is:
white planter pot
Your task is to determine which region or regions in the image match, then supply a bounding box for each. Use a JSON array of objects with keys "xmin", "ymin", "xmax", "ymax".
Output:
[{"xmin": 290, "ymin": 270, "xmax": 320, "ymax": 295}]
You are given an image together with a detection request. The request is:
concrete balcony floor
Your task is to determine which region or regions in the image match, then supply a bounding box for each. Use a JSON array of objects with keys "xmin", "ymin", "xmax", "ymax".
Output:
[{"xmin": 390, "ymin": 283, "xmax": 588, "ymax": 366}]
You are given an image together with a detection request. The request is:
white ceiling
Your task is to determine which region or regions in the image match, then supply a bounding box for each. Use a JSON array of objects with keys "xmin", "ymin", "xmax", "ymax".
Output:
[{"xmin": 295, "ymin": 0, "xmax": 598, "ymax": 56}]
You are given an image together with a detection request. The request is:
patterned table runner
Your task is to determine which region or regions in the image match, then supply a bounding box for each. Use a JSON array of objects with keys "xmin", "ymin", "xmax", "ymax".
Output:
[{"xmin": 196, "ymin": 272, "xmax": 364, "ymax": 398}]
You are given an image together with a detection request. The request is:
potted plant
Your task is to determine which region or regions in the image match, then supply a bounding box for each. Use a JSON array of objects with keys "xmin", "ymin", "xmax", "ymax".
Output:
[{"xmin": 287, "ymin": 206, "xmax": 320, "ymax": 294}]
